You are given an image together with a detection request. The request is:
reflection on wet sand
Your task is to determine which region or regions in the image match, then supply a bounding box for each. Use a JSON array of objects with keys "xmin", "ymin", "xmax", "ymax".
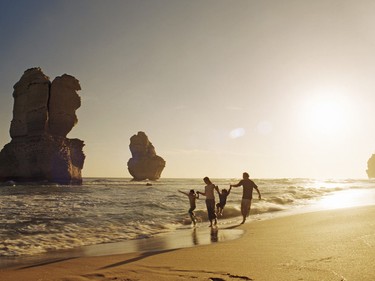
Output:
[
  {"xmin": 192, "ymin": 228, "xmax": 199, "ymax": 245},
  {"xmin": 210, "ymin": 226, "xmax": 218, "ymax": 242},
  {"xmin": 1, "ymin": 225, "xmax": 243, "ymax": 269}
]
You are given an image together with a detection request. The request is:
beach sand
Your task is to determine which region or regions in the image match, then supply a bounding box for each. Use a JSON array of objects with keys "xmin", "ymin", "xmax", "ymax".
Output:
[{"xmin": 1, "ymin": 205, "xmax": 374, "ymax": 281}]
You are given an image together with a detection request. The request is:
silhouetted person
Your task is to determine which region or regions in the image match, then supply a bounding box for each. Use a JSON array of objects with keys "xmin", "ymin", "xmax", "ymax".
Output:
[
  {"xmin": 178, "ymin": 189, "xmax": 199, "ymax": 225},
  {"xmin": 230, "ymin": 172, "xmax": 261, "ymax": 224},
  {"xmin": 197, "ymin": 177, "xmax": 219, "ymax": 227},
  {"xmin": 216, "ymin": 186, "xmax": 231, "ymax": 216}
]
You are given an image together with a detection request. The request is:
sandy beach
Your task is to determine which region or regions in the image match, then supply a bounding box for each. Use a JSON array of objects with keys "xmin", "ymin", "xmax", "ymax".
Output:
[{"xmin": 1, "ymin": 205, "xmax": 374, "ymax": 281}]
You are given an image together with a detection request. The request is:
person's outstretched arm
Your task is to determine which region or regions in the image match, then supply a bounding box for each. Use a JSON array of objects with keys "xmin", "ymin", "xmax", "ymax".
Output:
[
  {"xmin": 215, "ymin": 187, "xmax": 221, "ymax": 196},
  {"xmin": 230, "ymin": 180, "xmax": 242, "ymax": 188},
  {"xmin": 197, "ymin": 190, "xmax": 206, "ymax": 196},
  {"xmin": 178, "ymin": 190, "xmax": 188, "ymax": 196}
]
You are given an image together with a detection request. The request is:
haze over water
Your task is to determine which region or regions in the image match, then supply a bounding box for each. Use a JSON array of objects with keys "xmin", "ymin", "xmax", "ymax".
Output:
[{"xmin": 1, "ymin": 1, "xmax": 375, "ymax": 180}]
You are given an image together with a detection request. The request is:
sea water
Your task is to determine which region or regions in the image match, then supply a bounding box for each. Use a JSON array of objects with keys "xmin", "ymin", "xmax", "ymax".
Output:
[{"xmin": 0, "ymin": 178, "xmax": 374, "ymax": 258}]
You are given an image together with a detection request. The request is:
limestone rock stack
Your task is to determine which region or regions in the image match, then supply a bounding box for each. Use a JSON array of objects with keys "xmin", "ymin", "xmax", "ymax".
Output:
[
  {"xmin": 367, "ymin": 154, "xmax": 375, "ymax": 178},
  {"xmin": 48, "ymin": 74, "xmax": 81, "ymax": 137},
  {"xmin": 127, "ymin": 131, "xmax": 166, "ymax": 180},
  {"xmin": 10, "ymin": 68, "xmax": 50, "ymax": 137},
  {"xmin": 0, "ymin": 67, "xmax": 85, "ymax": 184}
]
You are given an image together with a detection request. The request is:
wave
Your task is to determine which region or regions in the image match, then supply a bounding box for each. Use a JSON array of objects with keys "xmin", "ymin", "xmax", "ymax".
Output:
[
  {"xmin": 178, "ymin": 206, "xmax": 241, "ymax": 225},
  {"xmin": 1, "ymin": 178, "xmax": 373, "ymax": 257}
]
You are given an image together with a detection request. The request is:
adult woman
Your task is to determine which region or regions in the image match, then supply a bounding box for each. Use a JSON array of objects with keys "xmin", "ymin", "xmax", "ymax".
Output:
[{"xmin": 197, "ymin": 176, "xmax": 219, "ymax": 227}]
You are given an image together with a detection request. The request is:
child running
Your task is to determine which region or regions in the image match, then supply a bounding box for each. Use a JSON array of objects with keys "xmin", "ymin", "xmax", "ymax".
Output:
[
  {"xmin": 216, "ymin": 186, "xmax": 231, "ymax": 216},
  {"xmin": 178, "ymin": 189, "xmax": 199, "ymax": 225}
]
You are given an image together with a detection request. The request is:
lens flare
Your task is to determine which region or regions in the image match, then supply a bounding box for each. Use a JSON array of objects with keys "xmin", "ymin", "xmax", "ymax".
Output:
[{"xmin": 230, "ymin": 128, "xmax": 245, "ymax": 139}]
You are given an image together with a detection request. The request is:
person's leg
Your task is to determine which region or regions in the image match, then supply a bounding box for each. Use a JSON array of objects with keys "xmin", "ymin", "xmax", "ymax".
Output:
[
  {"xmin": 206, "ymin": 199, "xmax": 216, "ymax": 226},
  {"xmin": 240, "ymin": 199, "xmax": 246, "ymax": 223},
  {"xmin": 188, "ymin": 207, "xmax": 195, "ymax": 224},
  {"xmin": 216, "ymin": 202, "xmax": 220, "ymax": 215},
  {"xmin": 247, "ymin": 200, "xmax": 252, "ymax": 217},
  {"xmin": 206, "ymin": 200, "xmax": 213, "ymax": 226},
  {"xmin": 210, "ymin": 201, "xmax": 217, "ymax": 225},
  {"xmin": 241, "ymin": 199, "xmax": 251, "ymax": 224},
  {"xmin": 220, "ymin": 204, "xmax": 226, "ymax": 216}
]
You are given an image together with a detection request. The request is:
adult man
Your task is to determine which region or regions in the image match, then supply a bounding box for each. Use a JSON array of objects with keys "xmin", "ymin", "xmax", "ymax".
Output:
[{"xmin": 230, "ymin": 172, "xmax": 261, "ymax": 224}]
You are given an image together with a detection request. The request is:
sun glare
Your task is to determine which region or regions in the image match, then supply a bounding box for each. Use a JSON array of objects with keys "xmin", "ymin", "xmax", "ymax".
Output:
[
  {"xmin": 308, "ymin": 100, "xmax": 344, "ymax": 134},
  {"xmin": 316, "ymin": 189, "xmax": 375, "ymax": 210},
  {"xmin": 301, "ymin": 91, "xmax": 352, "ymax": 138}
]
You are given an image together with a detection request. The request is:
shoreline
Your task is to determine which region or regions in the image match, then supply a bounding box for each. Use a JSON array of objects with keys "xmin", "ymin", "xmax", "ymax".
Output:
[
  {"xmin": 0, "ymin": 222, "xmax": 244, "ymax": 270},
  {"xmin": 1, "ymin": 204, "xmax": 375, "ymax": 280},
  {"xmin": 2, "ymin": 185, "xmax": 375, "ymax": 269},
  {"xmin": 0, "ymin": 199, "xmax": 326, "ymax": 270},
  {"xmin": 2, "ymin": 179, "xmax": 374, "ymax": 260}
]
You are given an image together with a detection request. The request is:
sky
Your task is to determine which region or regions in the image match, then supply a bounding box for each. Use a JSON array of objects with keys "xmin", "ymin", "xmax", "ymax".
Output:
[{"xmin": 0, "ymin": 0, "xmax": 375, "ymax": 179}]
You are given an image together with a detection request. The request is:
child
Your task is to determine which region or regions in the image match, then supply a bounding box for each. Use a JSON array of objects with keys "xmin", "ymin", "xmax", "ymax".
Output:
[
  {"xmin": 178, "ymin": 189, "xmax": 199, "ymax": 225},
  {"xmin": 216, "ymin": 186, "xmax": 231, "ymax": 216}
]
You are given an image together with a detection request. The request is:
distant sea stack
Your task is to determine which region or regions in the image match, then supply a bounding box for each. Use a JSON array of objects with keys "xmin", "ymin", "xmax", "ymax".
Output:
[
  {"xmin": 0, "ymin": 67, "xmax": 85, "ymax": 184},
  {"xmin": 127, "ymin": 131, "xmax": 166, "ymax": 180},
  {"xmin": 366, "ymin": 154, "xmax": 375, "ymax": 178}
]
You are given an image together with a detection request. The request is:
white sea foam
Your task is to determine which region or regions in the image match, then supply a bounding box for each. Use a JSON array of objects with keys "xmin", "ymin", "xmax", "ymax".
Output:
[{"xmin": 0, "ymin": 178, "xmax": 373, "ymax": 257}]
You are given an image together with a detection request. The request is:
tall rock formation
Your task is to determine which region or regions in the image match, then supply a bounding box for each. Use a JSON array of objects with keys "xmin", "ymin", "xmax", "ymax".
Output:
[
  {"xmin": 0, "ymin": 67, "xmax": 85, "ymax": 184},
  {"xmin": 366, "ymin": 154, "xmax": 375, "ymax": 178},
  {"xmin": 127, "ymin": 131, "xmax": 165, "ymax": 180}
]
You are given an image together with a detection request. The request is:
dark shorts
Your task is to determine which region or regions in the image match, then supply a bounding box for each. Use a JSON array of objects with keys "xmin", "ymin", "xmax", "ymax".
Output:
[
  {"xmin": 241, "ymin": 199, "xmax": 252, "ymax": 216},
  {"xmin": 205, "ymin": 199, "xmax": 216, "ymax": 221},
  {"xmin": 216, "ymin": 202, "xmax": 226, "ymax": 209}
]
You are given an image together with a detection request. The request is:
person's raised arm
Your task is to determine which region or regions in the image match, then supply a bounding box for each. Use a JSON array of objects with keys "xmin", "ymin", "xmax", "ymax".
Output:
[{"xmin": 227, "ymin": 186, "xmax": 232, "ymax": 195}]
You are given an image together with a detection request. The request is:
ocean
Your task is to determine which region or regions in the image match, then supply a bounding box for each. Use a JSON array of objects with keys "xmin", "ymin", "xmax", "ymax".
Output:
[{"xmin": 0, "ymin": 178, "xmax": 374, "ymax": 259}]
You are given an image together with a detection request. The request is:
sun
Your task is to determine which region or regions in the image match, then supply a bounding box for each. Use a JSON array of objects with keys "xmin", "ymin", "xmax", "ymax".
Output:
[
  {"xmin": 307, "ymin": 100, "xmax": 344, "ymax": 134},
  {"xmin": 301, "ymin": 92, "xmax": 351, "ymax": 137}
]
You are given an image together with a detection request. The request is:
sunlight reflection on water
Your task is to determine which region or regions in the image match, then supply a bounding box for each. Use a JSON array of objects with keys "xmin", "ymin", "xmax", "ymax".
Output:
[{"xmin": 313, "ymin": 188, "xmax": 375, "ymax": 210}]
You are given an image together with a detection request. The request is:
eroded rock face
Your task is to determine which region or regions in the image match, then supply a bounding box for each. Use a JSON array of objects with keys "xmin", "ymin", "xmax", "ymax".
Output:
[
  {"xmin": 127, "ymin": 131, "xmax": 165, "ymax": 180},
  {"xmin": 0, "ymin": 67, "xmax": 85, "ymax": 184},
  {"xmin": 49, "ymin": 74, "xmax": 81, "ymax": 137},
  {"xmin": 367, "ymin": 154, "xmax": 375, "ymax": 178},
  {"xmin": 10, "ymin": 68, "xmax": 50, "ymax": 138}
]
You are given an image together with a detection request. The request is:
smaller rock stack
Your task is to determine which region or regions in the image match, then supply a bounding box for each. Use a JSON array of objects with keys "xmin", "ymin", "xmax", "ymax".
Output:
[
  {"xmin": 366, "ymin": 154, "xmax": 375, "ymax": 179},
  {"xmin": 127, "ymin": 131, "xmax": 166, "ymax": 180}
]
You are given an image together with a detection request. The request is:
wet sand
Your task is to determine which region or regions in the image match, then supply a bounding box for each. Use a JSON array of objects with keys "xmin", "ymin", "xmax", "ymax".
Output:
[{"xmin": 1, "ymin": 205, "xmax": 375, "ymax": 280}]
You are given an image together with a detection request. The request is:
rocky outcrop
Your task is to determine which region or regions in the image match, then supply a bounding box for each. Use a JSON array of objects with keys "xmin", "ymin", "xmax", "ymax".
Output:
[
  {"xmin": 48, "ymin": 74, "xmax": 81, "ymax": 137},
  {"xmin": 127, "ymin": 131, "xmax": 165, "ymax": 180},
  {"xmin": 10, "ymin": 68, "xmax": 50, "ymax": 137},
  {"xmin": 366, "ymin": 154, "xmax": 375, "ymax": 178},
  {"xmin": 0, "ymin": 67, "xmax": 85, "ymax": 184}
]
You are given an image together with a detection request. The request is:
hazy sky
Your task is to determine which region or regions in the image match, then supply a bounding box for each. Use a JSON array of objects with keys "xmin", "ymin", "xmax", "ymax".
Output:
[{"xmin": 1, "ymin": 0, "xmax": 375, "ymax": 179}]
